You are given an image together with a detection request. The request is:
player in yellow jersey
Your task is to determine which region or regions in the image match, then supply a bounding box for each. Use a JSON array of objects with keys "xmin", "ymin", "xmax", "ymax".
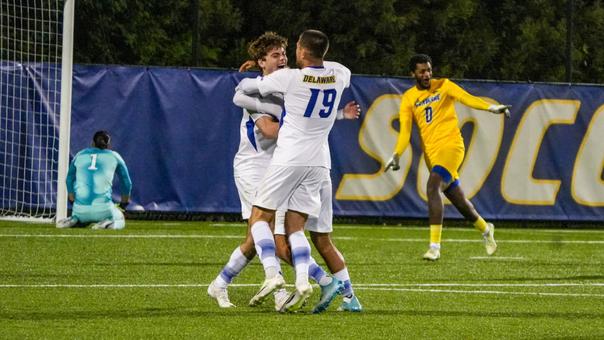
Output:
[{"xmin": 385, "ymin": 54, "xmax": 510, "ymax": 260}]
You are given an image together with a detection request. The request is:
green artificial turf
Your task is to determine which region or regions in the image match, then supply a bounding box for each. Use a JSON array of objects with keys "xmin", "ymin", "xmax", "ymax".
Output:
[{"xmin": 0, "ymin": 220, "xmax": 602, "ymax": 339}]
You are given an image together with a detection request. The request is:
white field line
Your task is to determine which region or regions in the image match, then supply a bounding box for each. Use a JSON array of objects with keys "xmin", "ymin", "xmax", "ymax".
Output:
[
  {"xmin": 1, "ymin": 283, "xmax": 602, "ymax": 298},
  {"xmin": 209, "ymin": 223, "xmax": 604, "ymax": 234},
  {"xmin": 470, "ymin": 256, "xmax": 525, "ymax": 260},
  {"xmin": 0, "ymin": 233, "xmax": 602, "ymax": 244},
  {"xmin": 2, "ymin": 283, "xmax": 601, "ymax": 288},
  {"xmin": 356, "ymin": 287, "xmax": 604, "ymax": 298}
]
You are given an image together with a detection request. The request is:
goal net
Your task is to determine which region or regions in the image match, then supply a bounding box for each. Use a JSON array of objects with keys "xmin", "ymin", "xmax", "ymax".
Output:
[{"xmin": 0, "ymin": 0, "xmax": 74, "ymax": 222}]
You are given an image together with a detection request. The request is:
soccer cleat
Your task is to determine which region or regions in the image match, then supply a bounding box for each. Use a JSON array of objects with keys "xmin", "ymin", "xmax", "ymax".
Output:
[
  {"xmin": 312, "ymin": 278, "xmax": 344, "ymax": 314},
  {"xmin": 337, "ymin": 295, "xmax": 363, "ymax": 312},
  {"xmin": 273, "ymin": 288, "xmax": 289, "ymax": 312},
  {"xmin": 279, "ymin": 282, "xmax": 313, "ymax": 313},
  {"xmin": 249, "ymin": 274, "xmax": 285, "ymax": 307},
  {"xmin": 56, "ymin": 217, "xmax": 78, "ymax": 229},
  {"xmin": 484, "ymin": 223, "xmax": 497, "ymax": 255},
  {"xmin": 423, "ymin": 247, "xmax": 441, "ymax": 261},
  {"xmin": 207, "ymin": 280, "xmax": 235, "ymax": 308},
  {"xmin": 91, "ymin": 220, "xmax": 114, "ymax": 230}
]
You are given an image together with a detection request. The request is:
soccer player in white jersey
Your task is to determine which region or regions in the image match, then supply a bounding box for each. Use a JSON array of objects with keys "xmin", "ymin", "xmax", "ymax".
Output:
[
  {"xmin": 235, "ymin": 83, "xmax": 363, "ymax": 313},
  {"xmin": 237, "ymin": 29, "xmax": 352, "ymax": 312},
  {"xmin": 209, "ymin": 32, "xmax": 361, "ymax": 313},
  {"xmin": 207, "ymin": 32, "xmax": 289, "ymax": 309}
]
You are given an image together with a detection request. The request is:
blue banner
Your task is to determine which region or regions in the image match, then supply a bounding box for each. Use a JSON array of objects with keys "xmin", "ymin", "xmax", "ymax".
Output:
[{"xmin": 64, "ymin": 65, "xmax": 604, "ymax": 221}]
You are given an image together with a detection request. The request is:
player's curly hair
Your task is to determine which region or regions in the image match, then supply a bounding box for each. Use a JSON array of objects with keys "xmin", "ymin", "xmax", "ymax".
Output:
[
  {"xmin": 247, "ymin": 31, "xmax": 288, "ymax": 62},
  {"xmin": 409, "ymin": 54, "xmax": 432, "ymax": 72}
]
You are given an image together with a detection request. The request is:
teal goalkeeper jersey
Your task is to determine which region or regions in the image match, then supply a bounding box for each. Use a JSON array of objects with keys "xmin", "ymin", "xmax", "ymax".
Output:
[{"xmin": 66, "ymin": 148, "xmax": 132, "ymax": 206}]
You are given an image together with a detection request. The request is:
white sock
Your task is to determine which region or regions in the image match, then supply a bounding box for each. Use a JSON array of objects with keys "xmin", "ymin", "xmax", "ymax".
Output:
[
  {"xmin": 215, "ymin": 246, "xmax": 251, "ymax": 288},
  {"xmin": 288, "ymin": 230, "xmax": 311, "ymax": 287},
  {"xmin": 430, "ymin": 243, "xmax": 441, "ymax": 249},
  {"xmin": 251, "ymin": 221, "xmax": 281, "ymax": 279}
]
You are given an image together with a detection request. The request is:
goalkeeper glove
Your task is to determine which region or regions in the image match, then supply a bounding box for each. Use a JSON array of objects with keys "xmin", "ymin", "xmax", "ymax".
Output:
[
  {"xmin": 384, "ymin": 153, "xmax": 401, "ymax": 172},
  {"xmin": 488, "ymin": 104, "xmax": 511, "ymax": 118}
]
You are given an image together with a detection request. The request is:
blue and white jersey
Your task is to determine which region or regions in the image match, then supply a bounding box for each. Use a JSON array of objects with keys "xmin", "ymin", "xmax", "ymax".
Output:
[
  {"xmin": 66, "ymin": 148, "xmax": 132, "ymax": 206},
  {"xmin": 233, "ymin": 87, "xmax": 283, "ymax": 173},
  {"xmin": 256, "ymin": 61, "xmax": 351, "ymax": 168}
]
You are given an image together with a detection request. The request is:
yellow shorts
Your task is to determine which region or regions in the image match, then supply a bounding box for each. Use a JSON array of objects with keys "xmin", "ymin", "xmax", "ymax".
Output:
[{"xmin": 425, "ymin": 143, "xmax": 465, "ymax": 183}]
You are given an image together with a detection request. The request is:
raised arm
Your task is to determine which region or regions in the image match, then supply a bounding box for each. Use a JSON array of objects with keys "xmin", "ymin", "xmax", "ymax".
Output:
[{"xmin": 448, "ymin": 80, "xmax": 511, "ymax": 117}]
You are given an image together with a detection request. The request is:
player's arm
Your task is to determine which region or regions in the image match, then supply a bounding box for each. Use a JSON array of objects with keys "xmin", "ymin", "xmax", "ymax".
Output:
[
  {"xmin": 233, "ymin": 90, "xmax": 282, "ymax": 139},
  {"xmin": 385, "ymin": 95, "xmax": 413, "ymax": 172},
  {"xmin": 114, "ymin": 153, "xmax": 132, "ymax": 209},
  {"xmin": 447, "ymin": 80, "xmax": 511, "ymax": 117},
  {"xmin": 255, "ymin": 116, "xmax": 280, "ymax": 139},
  {"xmin": 232, "ymin": 90, "xmax": 283, "ymax": 117},
  {"xmin": 257, "ymin": 69, "xmax": 292, "ymax": 96},
  {"xmin": 65, "ymin": 158, "xmax": 76, "ymax": 203}
]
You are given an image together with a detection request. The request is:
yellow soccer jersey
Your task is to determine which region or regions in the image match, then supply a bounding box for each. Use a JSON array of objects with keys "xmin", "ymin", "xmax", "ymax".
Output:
[{"xmin": 394, "ymin": 78, "xmax": 491, "ymax": 156}]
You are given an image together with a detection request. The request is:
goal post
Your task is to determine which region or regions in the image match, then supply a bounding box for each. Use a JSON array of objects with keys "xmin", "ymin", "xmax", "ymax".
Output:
[
  {"xmin": 0, "ymin": 0, "xmax": 74, "ymax": 223},
  {"xmin": 56, "ymin": 0, "xmax": 74, "ymax": 222}
]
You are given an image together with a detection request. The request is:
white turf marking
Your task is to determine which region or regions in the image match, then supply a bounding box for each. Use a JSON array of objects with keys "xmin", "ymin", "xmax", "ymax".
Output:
[
  {"xmin": 1, "ymin": 282, "xmax": 601, "ymax": 288},
  {"xmin": 209, "ymin": 223, "xmax": 604, "ymax": 234},
  {"xmin": 358, "ymin": 287, "xmax": 604, "ymax": 298},
  {"xmin": 1, "ymin": 283, "xmax": 602, "ymax": 298},
  {"xmin": 0, "ymin": 233, "xmax": 602, "ymax": 244},
  {"xmin": 470, "ymin": 256, "xmax": 525, "ymax": 260}
]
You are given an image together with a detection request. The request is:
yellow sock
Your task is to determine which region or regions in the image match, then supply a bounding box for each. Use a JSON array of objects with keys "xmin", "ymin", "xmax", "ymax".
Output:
[
  {"xmin": 429, "ymin": 224, "xmax": 442, "ymax": 244},
  {"xmin": 474, "ymin": 217, "xmax": 488, "ymax": 233}
]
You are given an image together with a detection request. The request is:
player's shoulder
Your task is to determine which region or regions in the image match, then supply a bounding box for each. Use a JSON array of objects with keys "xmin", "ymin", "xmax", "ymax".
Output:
[
  {"xmin": 402, "ymin": 85, "xmax": 418, "ymax": 99},
  {"xmin": 433, "ymin": 78, "xmax": 451, "ymax": 90},
  {"xmin": 324, "ymin": 61, "xmax": 350, "ymax": 76},
  {"xmin": 74, "ymin": 148, "xmax": 94, "ymax": 157},
  {"xmin": 266, "ymin": 67, "xmax": 297, "ymax": 78},
  {"xmin": 108, "ymin": 150, "xmax": 125, "ymax": 160}
]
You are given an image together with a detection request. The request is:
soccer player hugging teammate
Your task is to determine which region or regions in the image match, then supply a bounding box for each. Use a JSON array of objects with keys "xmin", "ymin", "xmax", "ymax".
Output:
[
  {"xmin": 209, "ymin": 31, "xmax": 361, "ymax": 313},
  {"xmin": 385, "ymin": 54, "xmax": 511, "ymax": 261},
  {"xmin": 207, "ymin": 32, "xmax": 288, "ymax": 309},
  {"xmin": 233, "ymin": 29, "xmax": 357, "ymax": 313}
]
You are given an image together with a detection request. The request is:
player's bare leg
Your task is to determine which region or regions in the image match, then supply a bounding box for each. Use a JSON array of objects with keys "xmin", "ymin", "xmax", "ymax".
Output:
[
  {"xmin": 274, "ymin": 234, "xmax": 292, "ymax": 266},
  {"xmin": 445, "ymin": 184, "xmax": 497, "ymax": 255},
  {"xmin": 310, "ymin": 232, "xmax": 345, "ymax": 273},
  {"xmin": 424, "ymin": 171, "xmax": 448, "ymax": 260}
]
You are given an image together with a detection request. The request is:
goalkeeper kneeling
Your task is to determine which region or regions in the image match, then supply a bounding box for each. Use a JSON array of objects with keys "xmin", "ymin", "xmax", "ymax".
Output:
[{"xmin": 57, "ymin": 130, "xmax": 132, "ymax": 230}]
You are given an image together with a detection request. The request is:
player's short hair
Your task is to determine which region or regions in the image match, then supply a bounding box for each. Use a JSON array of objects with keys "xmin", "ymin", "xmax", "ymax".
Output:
[
  {"xmin": 93, "ymin": 130, "xmax": 111, "ymax": 149},
  {"xmin": 409, "ymin": 54, "xmax": 432, "ymax": 72},
  {"xmin": 248, "ymin": 32, "xmax": 288, "ymax": 61},
  {"xmin": 298, "ymin": 29, "xmax": 329, "ymax": 59}
]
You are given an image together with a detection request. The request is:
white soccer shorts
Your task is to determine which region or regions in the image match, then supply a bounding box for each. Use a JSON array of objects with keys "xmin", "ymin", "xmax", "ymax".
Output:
[
  {"xmin": 234, "ymin": 166, "xmax": 266, "ymax": 219},
  {"xmin": 254, "ymin": 165, "xmax": 327, "ymax": 219},
  {"xmin": 272, "ymin": 170, "xmax": 333, "ymax": 235}
]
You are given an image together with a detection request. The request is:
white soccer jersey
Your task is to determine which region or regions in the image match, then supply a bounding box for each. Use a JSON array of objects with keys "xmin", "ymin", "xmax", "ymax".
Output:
[
  {"xmin": 256, "ymin": 61, "xmax": 351, "ymax": 168},
  {"xmin": 232, "ymin": 87, "xmax": 283, "ymax": 173}
]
